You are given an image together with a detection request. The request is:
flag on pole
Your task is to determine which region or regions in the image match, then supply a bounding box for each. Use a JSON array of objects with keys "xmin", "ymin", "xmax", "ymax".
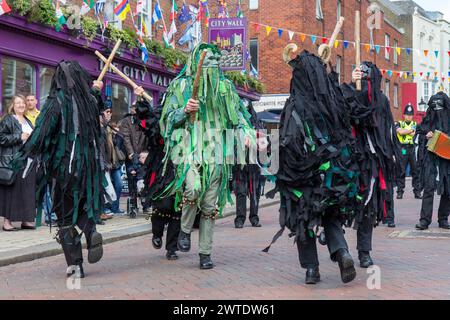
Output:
[
  {"xmin": 137, "ymin": 35, "xmax": 149, "ymax": 63},
  {"xmin": 178, "ymin": 2, "xmax": 190, "ymax": 24},
  {"xmin": 95, "ymin": 0, "xmax": 106, "ymax": 15},
  {"xmin": 152, "ymin": 2, "xmax": 162, "ymax": 24},
  {"xmin": 0, "ymin": 0, "xmax": 11, "ymax": 16},
  {"xmin": 55, "ymin": 1, "xmax": 66, "ymax": 32},
  {"xmin": 136, "ymin": 0, "xmax": 144, "ymax": 15},
  {"xmin": 81, "ymin": 0, "xmax": 95, "ymax": 16},
  {"xmin": 114, "ymin": 0, "xmax": 131, "ymax": 21},
  {"xmin": 168, "ymin": 0, "xmax": 177, "ymax": 47}
]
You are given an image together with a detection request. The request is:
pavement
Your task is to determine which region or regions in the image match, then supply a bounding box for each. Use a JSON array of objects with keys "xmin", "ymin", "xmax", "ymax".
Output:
[{"xmin": 1, "ymin": 182, "xmax": 450, "ymax": 299}]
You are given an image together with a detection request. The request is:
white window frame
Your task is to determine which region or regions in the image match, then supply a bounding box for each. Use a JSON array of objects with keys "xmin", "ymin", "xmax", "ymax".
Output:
[
  {"xmin": 423, "ymin": 82, "xmax": 430, "ymax": 103},
  {"xmin": 316, "ymin": 0, "xmax": 323, "ymax": 20},
  {"xmin": 384, "ymin": 79, "xmax": 390, "ymax": 97},
  {"xmin": 249, "ymin": 0, "xmax": 258, "ymax": 10},
  {"xmin": 249, "ymin": 38, "xmax": 259, "ymax": 72},
  {"xmin": 393, "ymin": 84, "xmax": 399, "ymax": 108},
  {"xmin": 385, "ymin": 34, "xmax": 390, "ymax": 60},
  {"xmin": 393, "ymin": 39, "xmax": 398, "ymax": 65}
]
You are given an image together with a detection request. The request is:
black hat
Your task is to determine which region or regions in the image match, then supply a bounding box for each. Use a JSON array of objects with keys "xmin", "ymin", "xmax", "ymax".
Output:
[{"xmin": 404, "ymin": 103, "xmax": 414, "ymax": 116}]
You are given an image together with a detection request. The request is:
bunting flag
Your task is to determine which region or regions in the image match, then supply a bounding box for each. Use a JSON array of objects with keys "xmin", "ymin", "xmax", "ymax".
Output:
[
  {"xmin": 0, "ymin": 0, "xmax": 11, "ymax": 16},
  {"xmin": 288, "ymin": 30, "xmax": 294, "ymax": 41},
  {"xmin": 375, "ymin": 45, "xmax": 380, "ymax": 54},
  {"xmin": 265, "ymin": 26, "xmax": 272, "ymax": 36},
  {"xmin": 81, "ymin": 0, "xmax": 95, "ymax": 15},
  {"xmin": 300, "ymin": 34, "xmax": 306, "ymax": 43},
  {"xmin": 152, "ymin": 2, "xmax": 162, "ymax": 25},
  {"xmin": 364, "ymin": 43, "xmax": 370, "ymax": 52},
  {"xmin": 385, "ymin": 46, "xmax": 391, "ymax": 54},
  {"xmin": 334, "ymin": 40, "xmax": 339, "ymax": 48},
  {"xmin": 343, "ymin": 41, "xmax": 349, "ymax": 49},
  {"xmin": 321, "ymin": 37, "xmax": 328, "ymax": 44},
  {"xmin": 434, "ymin": 51, "xmax": 439, "ymax": 58},
  {"xmin": 396, "ymin": 47, "xmax": 401, "ymax": 56},
  {"xmin": 277, "ymin": 29, "xmax": 283, "ymax": 37},
  {"xmin": 114, "ymin": 0, "xmax": 131, "ymax": 21},
  {"xmin": 423, "ymin": 50, "xmax": 429, "ymax": 57},
  {"xmin": 406, "ymin": 48, "xmax": 411, "ymax": 56},
  {"xmin": 311, "ymin": 35, "xmax": 317, "ymax": 44}
]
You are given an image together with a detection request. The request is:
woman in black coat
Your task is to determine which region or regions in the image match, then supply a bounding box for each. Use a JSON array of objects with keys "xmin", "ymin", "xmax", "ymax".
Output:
[{"xmin": 0, "ymin": 95, "xmax": 36, "ymax": 231}]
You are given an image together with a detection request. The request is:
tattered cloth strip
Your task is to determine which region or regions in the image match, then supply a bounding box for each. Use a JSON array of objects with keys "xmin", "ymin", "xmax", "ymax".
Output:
[
  {"xmin": 13, "ymin": 61, "xmax": 105, "ymax": 227},
  {"xmin": 265, "ymin": 51, "xmax": 361, "ymax": 250},
  {"xmin": 340, "ymin": 61, "xmax": 400, "ymax": 229}
]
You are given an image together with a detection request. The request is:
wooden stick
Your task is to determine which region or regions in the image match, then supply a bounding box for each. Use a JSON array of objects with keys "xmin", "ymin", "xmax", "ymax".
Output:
[
  {"xmin": 190, "ymin": 50, "xmax": 208, "ymax": 124},
  {"xmin": 95, "ymin": 50, "xmax": 153, "ymax": 102},
  {"xmin": 355, "ymin": 11, "xmax": 361, "ymax": 91},
  {"xmin": 318, "ymin": 17, "xmax": 345, "ymax": 63},
  {"xmin": 97, "ymin": 39, "xmax": 122, "ymax": 82}
]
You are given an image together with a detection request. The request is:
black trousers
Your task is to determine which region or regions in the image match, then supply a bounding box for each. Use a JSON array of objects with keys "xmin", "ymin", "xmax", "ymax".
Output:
[
  {"xmin": 234, "ymin": 190, "xmax": 260, "ymax": 225},
  {"xmin": 151, "ymin": 213, "xmax": 181, "ymax": 252},
  {"xmin": 420, "ymin": 190, "xmax": 450, "ymax": 226},
  {"xmin": 296, "ymin": 214, "xmax": 349, "ymax": 269},
  {"xmin": 53, "ymin": 192, "xmax": 96, "ymax": 266},
  {"xmin": 356, "ymin": 213, "xmax": 373, "ymax": 252},
  {"xmin": 397, "ymin": 144, "xmax": 421, "ymax": 194}
]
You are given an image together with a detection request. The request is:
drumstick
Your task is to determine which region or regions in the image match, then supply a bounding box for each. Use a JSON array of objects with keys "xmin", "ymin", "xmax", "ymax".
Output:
[
  {"xmin": 97, "ymin": 40, "xmax": 122, "ymax": 82},
  {"xmin": 190, "ymin": 50, "xmax": 208, "ymax": 124},
  {"xmin": 355, "ymin": 11, "xmax": 362, "ymax": 91},
  {"xmin": 95, "ymin": 50, "xmax": 153, "ymax": 103}
]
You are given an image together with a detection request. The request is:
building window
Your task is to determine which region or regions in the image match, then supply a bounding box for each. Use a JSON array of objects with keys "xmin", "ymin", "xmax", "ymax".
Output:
[
  {"xmin": 316, "ymin": 0, "xmax": 323, "ymax": 20},
  {"xmin": 337, "ymin": 0, "xmax": 342, "ymax": 21},
  {"xmin": 250, "ymin": 39, "xmax": 259, "ymax": 72},
  {"xmin": 1, "ymin": 58, "xmax": 36, "ymax": 114},
  {"xmin": 109, "ymin": 0, "xmax": 123, "ymax": 29},
  {"xmin": 384, "ymin": 79, "xmax": 390, "ymax": 97},
  {"xmin": 393, "ymin": 84, "xmax": 399, "ymax": 108},
  {"xmin": 336, "ymin": 55, "xmax": 342, "ymax": 84},
  {"xmin": 249, "ymin": 0, "xmax": 258, "ymax": 10},
  {"xmin": 431, "ymin": 81, "xmax": 436, "ymax": 96},
  {"xmin": 110, "ymin": 82, "xmax": 131, "ymax": 123},
  {"xmin": 393, "ymin": 39, "xmax": 398, "ymax": 65},
  {"xmin": 137, "ymin": 0, "xmax": 151, "ymax": 37},
  {"xmin": 448, "ymin": 40, "xmax": 450, "ymax": 69},
  {"xmin": 385, "ymin": 34, "xmax": 390, "ymax": 60},
  {"xmin": 39, "ymin": 66, "xmax": 55, "ymax": 107},
  {"xmin": 423, "ymin": 82, "xmax": 430, "ymax": 103}
]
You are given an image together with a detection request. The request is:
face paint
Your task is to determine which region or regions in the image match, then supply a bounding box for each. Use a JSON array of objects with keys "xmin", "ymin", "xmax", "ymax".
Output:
[{"xmin": 360, "ymin": 63, "xmax": 372, "ymax": 80}]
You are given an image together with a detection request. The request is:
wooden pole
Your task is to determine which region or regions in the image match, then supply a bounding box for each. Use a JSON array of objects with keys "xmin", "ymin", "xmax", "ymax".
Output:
[
  {"xmin": 190, "ymin": 50, "xmax": 208, "ymax": 124},
  {"xmin": 318, "ymin": 17, "xmax": 345, "ymax": 64},
  {"xmin": 97, "ymin": 40, "xmax": 122, "ymax": 82},
  {"xmin": 95, "ymin": 50, "xmax": 153, "ymax": 103},
  {"xmin": 355, "ymin": 11, "xmax": 361, "ymax": 91}
]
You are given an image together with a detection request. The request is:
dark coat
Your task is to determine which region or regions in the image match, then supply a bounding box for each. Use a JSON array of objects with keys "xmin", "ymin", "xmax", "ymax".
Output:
[
  {"xmin": 118, "ymin": 114, "xmax": 148, "ymax": 157},
  {"xmin": 0, "ymin": 115, "xmax": 32, "ymax": 167}
]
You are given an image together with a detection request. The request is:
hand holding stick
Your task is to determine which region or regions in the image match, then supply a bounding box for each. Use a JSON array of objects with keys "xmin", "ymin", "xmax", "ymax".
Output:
[
  {"xmin": 189, "ymin": 50, "xmax": 208, "ymax": 124},
  {"xmin": 95, "ymin": 50, "xmax": 153, "ymax": 103}
]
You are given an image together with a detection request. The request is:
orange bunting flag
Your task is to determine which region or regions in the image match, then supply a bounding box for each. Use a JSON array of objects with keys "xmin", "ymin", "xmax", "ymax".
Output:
[
  {"xmin": 265, "ymin": 26, "xmax": 272, "ymax": 36},
  {"xmin": 300, "ymin": 34, "xmax": 306, "ymax": 43},
  {"xmin": 365, "ymin": 44, "xmax": 371, "ymax": 52},
  {"xmin": 423, "ymin": 50, "xmax": 429, "ymax": 57}
]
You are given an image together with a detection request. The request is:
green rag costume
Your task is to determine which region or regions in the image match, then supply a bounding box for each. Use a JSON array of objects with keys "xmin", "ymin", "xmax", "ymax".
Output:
[{"xmin": 158, "ymin": 43, "xmax": 256, "ymax": 254}]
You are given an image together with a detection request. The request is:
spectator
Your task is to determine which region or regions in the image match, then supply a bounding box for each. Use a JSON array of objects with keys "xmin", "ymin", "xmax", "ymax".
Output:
[
  {"xmin": 25, "ymin": 95, "xmax": 40, "ymax": 127},
  {"xmin": 99, "ymin": 108, "xmax": 115, "ymax": 222},
  {"xmin": 119, "ymin": 103, "xmax": 149, "ymax": 217},
  {"xmin": 0, "ymin": 95, "xmax": 36, "ymax": 231}
]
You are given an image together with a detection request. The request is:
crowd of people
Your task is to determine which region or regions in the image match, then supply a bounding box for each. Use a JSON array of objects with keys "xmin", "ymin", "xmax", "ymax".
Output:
[{"xmin": 0, "ymin": 43, "xmax": 448, "ymax": 286}]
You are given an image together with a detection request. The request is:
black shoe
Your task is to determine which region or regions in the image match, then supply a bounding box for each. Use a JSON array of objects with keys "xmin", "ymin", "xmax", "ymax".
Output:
[
  {"xmin": 335, "ymin": 249, "xmax": 356, "ymax": 283},
  {"xmin": 388, "ymin": 222, "xmax": 396, "ymax": 228},
  {"xmin": 87, "ymin": 231, "xmax": 103, "ymax": 264},
  {"xmin": 235, "ymin": 222, "xmax": 244, "ymax": 229},
  {"xmin": 251, "ymin": 221, "xmax": 262, "ymax": 227},
  {"xmin": 305, "ymin": 267, "xmax": 321, "ymax": 284},
  {"xmin": 96, "ymin": 220, "xmax": 105, "ymax": 225},
  {"xmin": 199, "ymin": 253, "xmax": 214, "ymax": 269},
  {"xmin": 396, "ymin": 192, "xmax": 403, "ymax": 199},
  {"xmin": 438, "ymin": 222, "xmax": 450, "ymax": 230},
  {"xmin": 152, "ymin": 236, "xmax": 162, "ymax": 249},
  {"xmin": 415, "ymin": 222, "xmax": 428, "ymax": 230},
  {"xmin": 166, "ymin": 251, "xmax": 179, "ymax": 260},
  {"xmin": 66, "ymin": 264, "xmax": 85, "ymax": 279},
  {"xmin": 358, "ymin": 251, "xmax": 374, "ymax": 268},
  {"xmin": 414, "ymin": 192, "xmax": 422, "ymax": 199},
  {"xmin": 177, "ymin": 231, "xmax": 191, "ymax": 252}
]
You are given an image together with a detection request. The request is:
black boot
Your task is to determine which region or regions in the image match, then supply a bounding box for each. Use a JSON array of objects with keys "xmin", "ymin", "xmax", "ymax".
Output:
[
  {"xmin": 235, "ymin": 221, "xmax": 244, "ymax": 228},
  {"xmin": 87, "ymin": 231, "xmax": 103, "ymax": 264},
  {"xmin": 152, "ymin": 236, "xmax": 163, "ymax": 249},
  {"xmin": 415, "ymin": 222, "xmax": 428, "ymax": 230},
  {"xmin": 397, "ymin": 191, "xmax": 403, "ymax": 199},
  {"xmin": 177, "ymin": 231, "xmax": 191, "ymax": 252},
  {"xmin": 358, "ymin": 251, "xmax": 374, "ymax": 268},
  {"xmin": 335, "ymin": 249, "xmax": 356, "ymax": 284},
  {"xmin": 305, "ymin": 267, "xmax": 320, "ymax": 284},
  {"xmin": 166, "ymin": 250, "xmax": 179, "ymax": 260},
  {"xmin": 199, "ymin": 253, "xmax": 214, "ymax": 269},
  {"xmin": 438, "ymin": 221, "xmax": 450, "ymax": 229}
]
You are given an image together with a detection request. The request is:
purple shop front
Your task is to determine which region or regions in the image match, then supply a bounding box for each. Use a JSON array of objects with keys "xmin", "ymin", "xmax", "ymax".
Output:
[{"xmin": 0, "ymin": 14, "xmax": 260, "ymax": 120}]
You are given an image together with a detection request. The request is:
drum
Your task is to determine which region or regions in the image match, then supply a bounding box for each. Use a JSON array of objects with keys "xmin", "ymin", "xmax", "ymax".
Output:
[{"xmin": 427, "ymin": 130, "xmax": 450, "ymax": 160}]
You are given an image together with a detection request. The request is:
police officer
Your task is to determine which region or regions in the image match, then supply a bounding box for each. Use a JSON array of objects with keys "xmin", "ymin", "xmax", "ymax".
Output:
[{"xmin": 396, "ymin": 104, "xmax": 421, "ymax": 199}]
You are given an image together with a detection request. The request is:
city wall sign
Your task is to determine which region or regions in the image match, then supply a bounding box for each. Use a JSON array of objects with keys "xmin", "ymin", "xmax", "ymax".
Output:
[{"xmin": 98, "ymin": 59, "xmax": 172, "ymax": 87}]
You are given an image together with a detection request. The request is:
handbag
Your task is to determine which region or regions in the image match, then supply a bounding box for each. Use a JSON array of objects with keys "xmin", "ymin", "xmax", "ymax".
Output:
[{"xmin": 0, "ymin": 166, "xmax": 16, "ymax": 186}]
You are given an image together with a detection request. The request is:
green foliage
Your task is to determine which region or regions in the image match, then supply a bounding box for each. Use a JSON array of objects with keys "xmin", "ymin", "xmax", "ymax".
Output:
[
  {"xmin": 225, "ymin": 71, "xmax": 266, "ymax": 94},
  {"xmin": 144, "ymin": 39, "xmax": 164, "ymax": 56},
  {"xmin": 28, "ymin": 0, "xmax": 57, "ymax": 27},
  {"xmin": 81, "ymin": 16, "xmax": 98, "ymax": 42},
  {"xmin": 161, "ymin": 47, "xmax": 188, "ymax": 69},
  {"xmin": 106, "ymin": 25, "xmax": 137, "ymax": 49},
  {"xmin": 9, "ymin": 0, "xmax": 32, "ymax": 15}
]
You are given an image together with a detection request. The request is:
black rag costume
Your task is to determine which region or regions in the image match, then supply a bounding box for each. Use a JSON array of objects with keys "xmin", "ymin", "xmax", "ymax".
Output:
[
  {"xmin": 232, "ymin": 100, "xmax": 266, "ymax": 227},
  {"xmin": 416, "ymin": 92, "xmax": 450, "ymax": 227},
  {"xmin": 135, "ymin": 100, "xmax": 181, "ymax": 255},
  {"xmin": 14, "ymin": 61, "xmax": 105, "ymax": 274},
  {"xmin": 266, "ymin": 51, "xmax": 359, "ymax": 283},
  {"xmin": 341, "ymin": 62, "xmax": 400, "ymax": 257}
]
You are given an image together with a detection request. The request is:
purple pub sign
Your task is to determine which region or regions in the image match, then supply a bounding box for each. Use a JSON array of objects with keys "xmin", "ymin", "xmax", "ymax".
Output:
[{"xmin": 208, "ymin": 18, "xmax": 247, "ymax": 71}]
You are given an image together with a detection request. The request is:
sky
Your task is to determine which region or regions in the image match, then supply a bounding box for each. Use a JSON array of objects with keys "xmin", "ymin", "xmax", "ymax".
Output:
[{"xmin": 413, "ymin": 0, "xmax": 450, "ymax": 20}]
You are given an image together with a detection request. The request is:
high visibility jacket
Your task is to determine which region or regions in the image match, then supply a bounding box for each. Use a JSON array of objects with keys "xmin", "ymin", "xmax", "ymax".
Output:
[{"xmin": 397, "ymin": 120, "xmax": 417, "ymax": 145}]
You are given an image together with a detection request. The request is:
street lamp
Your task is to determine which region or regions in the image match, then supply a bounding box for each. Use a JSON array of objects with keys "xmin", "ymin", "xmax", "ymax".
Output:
[{"xmin": 418, "ymin": 97, "xmax": 426, "ymax": 112}]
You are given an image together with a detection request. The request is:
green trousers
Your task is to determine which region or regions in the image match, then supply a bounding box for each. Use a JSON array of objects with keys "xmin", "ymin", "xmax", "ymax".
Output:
[{"xmin": 181, "ymin": 165, "xmax": 221, "ymax": 255}]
